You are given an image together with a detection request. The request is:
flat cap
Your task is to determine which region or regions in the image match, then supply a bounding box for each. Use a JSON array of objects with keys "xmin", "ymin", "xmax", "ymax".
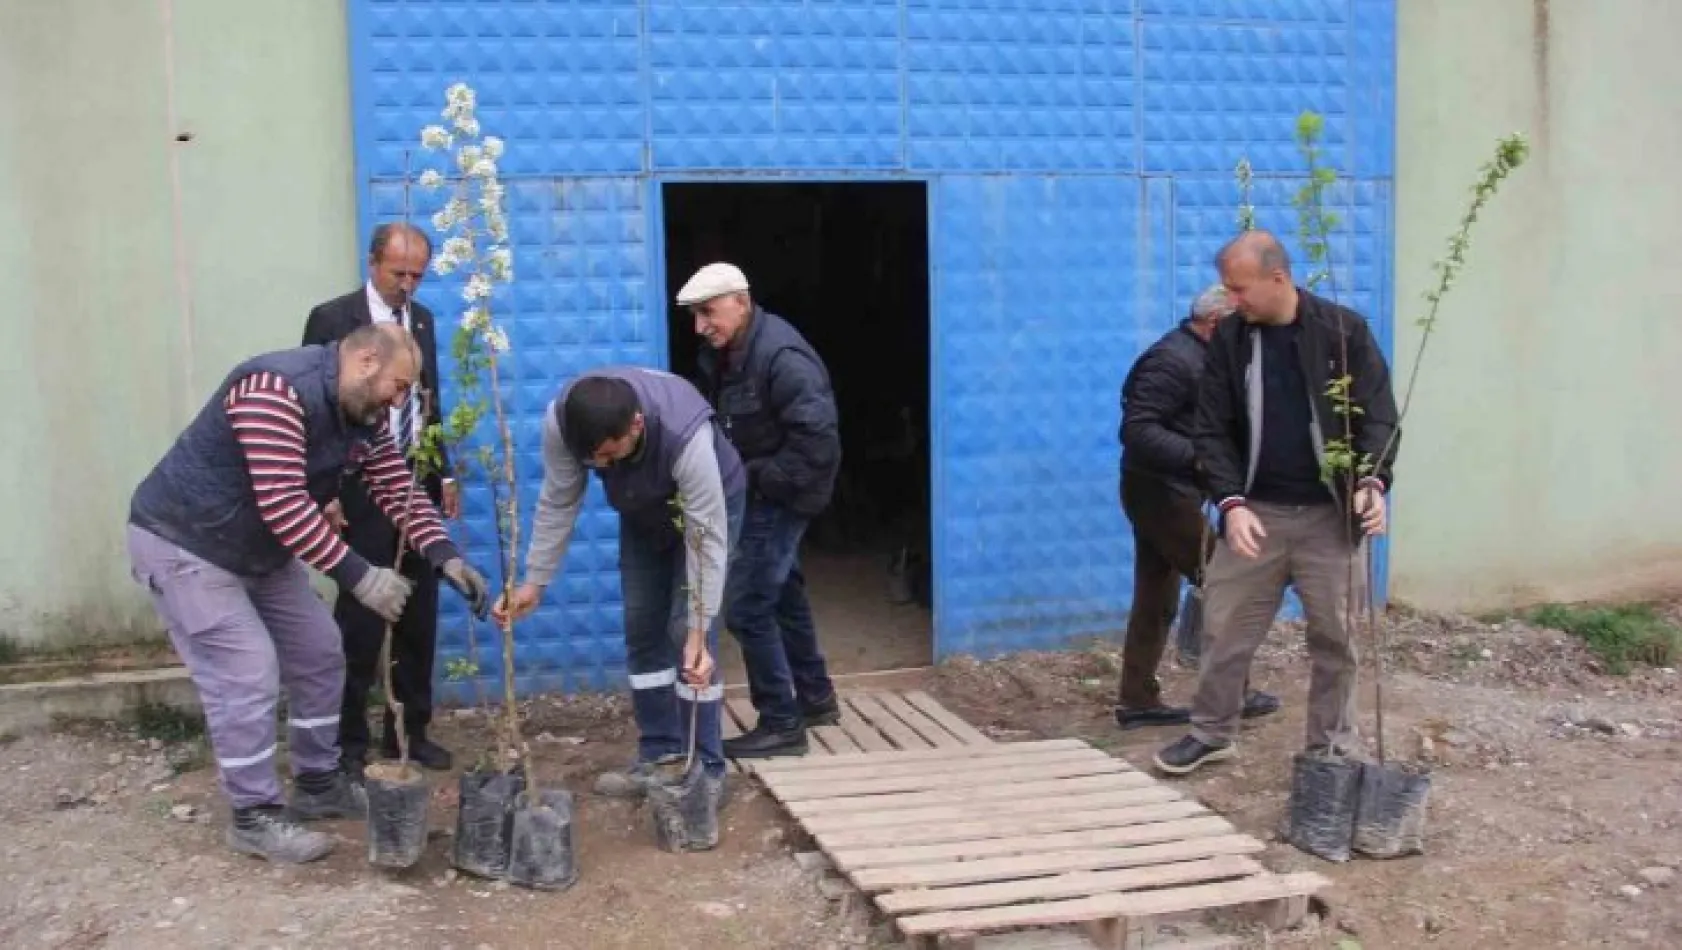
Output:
[{"xmin": 676, "ymin": 262, "xmax": 750, "ymax": 306}]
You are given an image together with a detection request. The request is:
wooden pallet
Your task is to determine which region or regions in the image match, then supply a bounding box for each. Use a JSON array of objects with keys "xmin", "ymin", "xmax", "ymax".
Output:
[
  {"xmin": 752, "ymin": 737, "xmax": 1328, "ymax": 949},
  {"xmin": 722, "ymin": 690, "xmax": 992, "ymax": 772}
]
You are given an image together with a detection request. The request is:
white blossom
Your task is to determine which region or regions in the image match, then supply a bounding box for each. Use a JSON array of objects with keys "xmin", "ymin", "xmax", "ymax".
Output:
[
  {"xmin": 433, "ymin": 236, "xmax": 474, "ymax": 275},
  {"xmin": 443, "ymin": 83, "xmax": 477, "ymax": 123},
  {"xmin": 431, "ymin": 197, "xmax": 471, "ymax": 233},
  {"xmin": 417, "ymin": 169, "xmax": 444, "ymax": 190},
  {"xmin": 483, "ymin": 136, "xmax": 505, "ymax": 160},
  {"xmin": 483, "ymin": 325, "xmax": 511, "ymax": 354},
  {"xmin": 455, "ymin": 116, "xmax": 481, "ymax": 138},
  {"xmin": 487, "ymin": 246, "xmax": 513, "ymax": 282},
  {"xmin": 479, "ymin": 180, "xmax": 506, "ymax": 214},
  {"xmin": 420, "ymin": 125, "xmax": 452, "ymax": 150},
  {"xmin": 462, "ymin": 273, "xmax": 493, "ymax": 303},
  {"xmin": 486, "ymin": 211, "xmax": 510, "ymax": 243},
  {"xmin": 460, "ymin": 308, "xmax": 489, "ymax": 331},
  {"xmin": 469, "ymin": 158, "xmax": 498, "ymax": 179},
  {"xmin": 456, "ymin": 145, "xmax": 484, "ymax": 174}
]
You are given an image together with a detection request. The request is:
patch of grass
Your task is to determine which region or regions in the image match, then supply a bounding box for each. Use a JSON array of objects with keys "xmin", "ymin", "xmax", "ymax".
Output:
[
  {"xmin": 1527, "ymin": 602, "xmax": 1682, "ymax": 674},
  {"xmin": 132, "ymin": 702, "xmax": 206, "ymax": 743},
  {"xmin": 0, "ymin": 635, "xmax": 19, "ymax": 664}
]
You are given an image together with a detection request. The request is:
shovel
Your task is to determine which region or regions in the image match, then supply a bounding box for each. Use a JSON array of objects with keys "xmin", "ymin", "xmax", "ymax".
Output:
[{"xmin": 648, "ymin": 686, "xmax": 720, "ymax": 852}]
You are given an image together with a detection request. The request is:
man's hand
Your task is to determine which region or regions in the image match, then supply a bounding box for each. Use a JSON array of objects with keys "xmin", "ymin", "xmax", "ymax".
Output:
[
  {"xmin": 1224, "ymin": 506, "xmax": 1268, "ymax": 559},
  {"xmin": 1355, "ymin": 485, "xmax": 1388, "ymax": 536},
  {"xmin": 440, "ymin": 558, "xmax": 491, "ymax": 618},
  {"xmin": 351, "ymin": 566, "xmax": 413, "ymax": 623},
  {"xmin": 681, "ymin": 630, "xmax": 714, "ymax": 687},
  {"xmin": 323, "ymin": 499, "xmax": 347, "ymax": 533},
  {"xmin": 491, "ymin": 583, "xmax": 543, "ymax": 626},
  {"xmin": 441, "ymin": 480, "xmax": 461, "ymax": 520}
]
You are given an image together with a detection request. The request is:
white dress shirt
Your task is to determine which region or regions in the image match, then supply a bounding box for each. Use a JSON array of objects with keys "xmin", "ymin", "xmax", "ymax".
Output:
[{"xmin": 365, "ymin": 281, "xmax": 421, "ymax": 447}]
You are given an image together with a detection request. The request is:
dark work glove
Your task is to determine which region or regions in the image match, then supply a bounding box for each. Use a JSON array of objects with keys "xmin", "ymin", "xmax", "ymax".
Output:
[{"xmin": 440, "ymin": 558, "xmax": 491, "ymax": 619}]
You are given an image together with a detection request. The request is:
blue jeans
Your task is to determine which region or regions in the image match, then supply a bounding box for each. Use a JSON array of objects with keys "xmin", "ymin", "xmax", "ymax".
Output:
[
  {"xmin": 725, "ymin": 498, "xmax": 834, "ymax": 732},
  {"xmin": 619, "ymin": 486, "xmax": 744, "ymax": 777}
]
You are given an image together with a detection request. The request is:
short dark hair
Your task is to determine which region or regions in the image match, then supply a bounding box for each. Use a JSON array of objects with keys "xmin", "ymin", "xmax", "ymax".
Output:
[
  {"xmin": 369, "ymin": 222, "xmax": 433, "ymax": 262},
  {"xmin": 561, "ymin": 376, "xmax": 640, "ymax": 459}
]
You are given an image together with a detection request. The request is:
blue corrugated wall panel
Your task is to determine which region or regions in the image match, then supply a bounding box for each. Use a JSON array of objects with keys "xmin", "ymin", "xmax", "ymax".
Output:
[{"xmin": 345, "ymin": 0, "xmax": 1397, "ymax": 693}]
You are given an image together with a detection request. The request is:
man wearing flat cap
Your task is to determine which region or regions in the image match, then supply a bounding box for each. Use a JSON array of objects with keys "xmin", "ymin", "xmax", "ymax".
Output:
[{"xmin": 681, "ymin": 263, "xmax": 843, "ymax": 759}]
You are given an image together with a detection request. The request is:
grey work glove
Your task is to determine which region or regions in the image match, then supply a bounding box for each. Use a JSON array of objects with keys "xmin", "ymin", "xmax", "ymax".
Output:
[
  {"xmin": 441, "ymin": 558, "xmax": 491, "ymax": 619},
  {"xmin": 350, "ymin": 566, "xmax": 413, "ymax": 623}
]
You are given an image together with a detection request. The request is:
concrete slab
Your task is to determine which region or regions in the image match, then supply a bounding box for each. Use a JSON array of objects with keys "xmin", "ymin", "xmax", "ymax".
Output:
[{"xmin": 0, "ymin": 667, "xmax": 198, "ymax": 739}]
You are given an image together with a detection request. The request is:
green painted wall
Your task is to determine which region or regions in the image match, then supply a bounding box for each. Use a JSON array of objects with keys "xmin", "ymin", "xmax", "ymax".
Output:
[
  {"xmin": 1393, "ymin": 0, "xmax": 1682, "ymax": 611},
  {"xmin": 0, "ymin": 0, "xmax": 357, "ymax": 648}
]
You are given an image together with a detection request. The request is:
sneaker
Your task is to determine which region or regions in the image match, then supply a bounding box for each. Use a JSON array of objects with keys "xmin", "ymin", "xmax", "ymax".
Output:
[
  {"xmin": 594, "ymin": 761, "xmax": 657, "ymax": 799},
  {"xmin": 1152, "ymin": 735, "xmax": 1235, "ymax": 776},
  {"xmin": 289, "ymin": 770, "xmax": 369, "ymax": 821},
  {"xmin": 800, "ymin": 693, "xmax": 842, "ymax": 727},
  {"xmin": 228, "ymin": 806, "xmax": 335, "ymax": 863},
  {"xmin": 1242, "ymin": 690, "xmax": 1282, "ymax": 720},
  {"xmin": 1114, "ymin": 704, "xmax": 1192, "ymax": 731},
  {"xmin": 723, "ymin": 723, "xmax": 809, "ymax": 759}
]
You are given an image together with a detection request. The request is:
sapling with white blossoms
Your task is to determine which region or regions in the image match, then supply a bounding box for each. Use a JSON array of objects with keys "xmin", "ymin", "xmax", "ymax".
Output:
[{"xmin": 413, "ymin": 81, "xmax": 527, "ymax": 772}]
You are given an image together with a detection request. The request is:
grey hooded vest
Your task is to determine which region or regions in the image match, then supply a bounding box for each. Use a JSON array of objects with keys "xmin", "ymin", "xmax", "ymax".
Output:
[
  {"xmin": 129, "ymin": 344, "xmax": 377, "ymax": 581},
  {"xmin": 557, "ymin": 366, "xmax": 745, "ymax": 536}
]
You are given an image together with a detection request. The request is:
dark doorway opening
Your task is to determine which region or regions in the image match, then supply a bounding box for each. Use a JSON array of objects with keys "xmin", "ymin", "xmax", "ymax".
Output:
[{"xmin": 661, "ymin": 181, "xmax": 933, "ymax": 674}]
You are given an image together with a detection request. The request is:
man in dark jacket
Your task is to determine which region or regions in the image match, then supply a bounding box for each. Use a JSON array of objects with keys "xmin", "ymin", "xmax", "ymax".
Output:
[
  {"xmin": 682, "ymin": 263, "xmax": 843, "ymax": 758},
  {"xmin": 1116, "ymin": 285, "xmax": 1280, "ymax": 730},
  {"xmin": 1154, "ymin": 230, "xmax": 1400, "ymax": 775},
  {"xmin": 303, "ymin": 222, "xmax": 460, "ymax": 776}
]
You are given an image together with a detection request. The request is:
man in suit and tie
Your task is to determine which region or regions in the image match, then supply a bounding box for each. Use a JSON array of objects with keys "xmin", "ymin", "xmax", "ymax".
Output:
[{"xmin": 303, "ymin": 222, "xmax": 461, "ymax": 776}]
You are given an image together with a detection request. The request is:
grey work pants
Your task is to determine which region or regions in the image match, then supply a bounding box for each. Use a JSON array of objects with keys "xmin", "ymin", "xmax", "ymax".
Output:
[
  {"xmin": 1190, "ymin": 501, "xmax": 1363, "ymax": 751},
  {"xmin": 126, "ymin": 526, "xmax": 344, "ymax": 809}
]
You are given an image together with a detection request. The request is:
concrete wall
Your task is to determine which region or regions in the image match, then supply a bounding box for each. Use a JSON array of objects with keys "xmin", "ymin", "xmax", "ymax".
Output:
[
  {"xmin": 1392, "ymin": 0, "xmax": 1682, "ymax": 611},
  {"xmin": 0, "ymin": 0, "xmax": 358, "ymax": 648}
]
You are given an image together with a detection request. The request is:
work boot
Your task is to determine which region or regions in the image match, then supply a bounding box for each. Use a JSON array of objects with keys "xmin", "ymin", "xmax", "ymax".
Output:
[
  {"xmin": 1242, "ymin": 690, "xmax": 1282, "ymax": 720},
  {"xmin": 381, "ymin": 731, "xmax": 454, "ymax": 771},
  {"xmin": 228, "ymin": 805, "xmax": 335, "ymax": 864},
  {"xmin": 1152, "ymin": 735, "xmax": 1234, "ymax": 776},
  {"xmin": 800, "ymin": 693, "xmax": 842, "ymax": 727},
  {"xmin": 594, "ymin": 761, "xmax": 657, "ymax": 799},
  {"xmin": 288, "ymin": 768, "xmax": 369, "ymax": 821},
  {"xmin": 723, "ymin": 722, "xmax": 809, "ymax": 759},
  {"xmin": 1114, "ymin": 704, "xmax": 1192, "ymax": 731}
]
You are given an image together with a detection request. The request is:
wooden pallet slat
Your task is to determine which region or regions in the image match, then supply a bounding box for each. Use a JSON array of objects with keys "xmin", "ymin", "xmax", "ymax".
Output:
[
  {"xmin": 850, "ymin": 834, "xmax": 1267, "ymax": 892},
  {"xmin": 876, "ymin": 854, "xmax": 1266, "ymax": 915},
  {"xmin": 831, "ymin": 708, "xmax": 896, "ymax": 752},
  {"xmin": 872, "ymin": 691, "xmax": 968, "ymax": 748},
  {"xmin": 813, "ymin": 723, "xmax": 861, "ymax": 754},
  {"xmin": 831, "ymin": 815, "xmax": 1237, "ymax": 872},
  {"xmin": 802, "ymin": 784, "xmax": 1181, "ymax": 834},
  {"xmin": 814, "ymin": 800, "xmax": 1210, "ymax": 849},
  {"xmin": 770, "ymin": 757, "xmax": 1134, "ymax": 802},
  {"xmin": 900, "ymin": 690, "xmax": 994, "ymax": 745},
  {"xmin": 895, "ymin": 871, "xmax": 1331, "ymax": 936},
  {"xmin": 846, "ymin": 692, "xmax": 938, "ymax": 751},
  {"xmin": 767, "ymin": 747, "xmax": 1115, "ymax": 785},
  {"xmin": 751, "ymin": 738, "xmax": 1083, "ymax": 775}
]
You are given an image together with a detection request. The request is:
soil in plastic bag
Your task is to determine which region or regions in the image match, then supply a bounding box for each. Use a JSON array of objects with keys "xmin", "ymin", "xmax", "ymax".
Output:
[
  {"xmin": 1353, "ymin": 762, "xmax": 1431, "ymax": 859},
  {"xmin": 365, "ymin": 762, "xmax": 429, "ymax": 869},
  {"xmin": 508, "ymin": 789, "xmax": 578, "ymax": 891},
  {"xmin": 1284, "ymin": 750, "xmax": 1363, "ymax": 863},
  {"xmin": 452, "ymin": 768, "xmax": 524, "ymax": 880},
  {"xmin": 647, "ymin": 756, "xmax": 719, "ymax": 853}
]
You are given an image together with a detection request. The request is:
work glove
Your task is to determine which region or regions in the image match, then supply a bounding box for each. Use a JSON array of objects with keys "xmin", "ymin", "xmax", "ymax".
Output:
[
  {"xmin": 351, "ymin": 566, "xmax": 413, "ymax": 623},
  {"xmin": 441, "ymin": 558, "xmax": 491, "ymax": 619}
]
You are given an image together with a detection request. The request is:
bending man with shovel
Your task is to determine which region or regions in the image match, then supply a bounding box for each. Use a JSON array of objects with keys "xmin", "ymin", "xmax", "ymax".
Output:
[{"xmin": 494, "ymin": 367, "xmax": 746, "ymax": 817}]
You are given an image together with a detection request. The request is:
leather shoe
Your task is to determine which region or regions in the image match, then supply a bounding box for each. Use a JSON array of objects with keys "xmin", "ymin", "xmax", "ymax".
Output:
[
  {"xmin": 1114, "ymin": 704, "xmax": 1192, "ymax": 731},
  {"xmin": 723, "ymin": 723, "xmax": 809, "ymax": 759},
  {"xmin": 381, "ymin": 735, "xmax": 454, "ymax": 771},
  {"xmin": 1242, "ymin": 690, "xmax": 1282, "ymax": 719}
]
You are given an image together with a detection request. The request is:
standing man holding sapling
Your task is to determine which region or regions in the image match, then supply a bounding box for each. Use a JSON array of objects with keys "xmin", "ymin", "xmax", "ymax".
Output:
[
  {"xmin": 1116, "ymin": 285, "xmax": 1280, "ymax": 730},
  {"xmin": 493, "ymin": 367, "xmax": 745, "ymax": 823},
  {"xmin": 304, "ymin": 222, "xmax": 461, "ymax": 778},
  {"xmin": 682, "ymin": 263, "xmax": 843, "ymax": 759},
  {"xmin": 126, "ymin": 323, "xmax": 490, "ymax": 863},
  {"xmin": 1154, "ymin": 230, "xmax": 1399, "ymax": 776}
]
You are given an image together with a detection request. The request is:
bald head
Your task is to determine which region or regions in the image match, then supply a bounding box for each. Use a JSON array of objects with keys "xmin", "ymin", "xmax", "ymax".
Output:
[
  {"xmin": 337, "ymin": 323, "xmax": 421, "ymax": 427},
  {"xmin": 1214, "ymin": 229, "xmax": 1299, "ymax": 325}
]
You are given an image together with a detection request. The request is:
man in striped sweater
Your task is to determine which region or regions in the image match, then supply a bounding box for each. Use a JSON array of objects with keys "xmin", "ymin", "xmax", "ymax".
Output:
[{"xmin": 127, "ymin": 323, "xmax": 489, "ymax": 863}]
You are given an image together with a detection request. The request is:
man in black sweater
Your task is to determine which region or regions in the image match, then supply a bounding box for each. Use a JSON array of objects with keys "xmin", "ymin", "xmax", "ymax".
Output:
[
  {"xmin": 1154, "ymin": 230, "xmax": 1399, "ymax": 776},
  {"xmin": 1116, "ymin": 286, "xmax": 1281, "ymax": 730}
]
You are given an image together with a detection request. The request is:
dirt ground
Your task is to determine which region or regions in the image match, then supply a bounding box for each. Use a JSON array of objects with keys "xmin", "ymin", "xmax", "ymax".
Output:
[
  {"xmin": 929, "ymin": 607, "xmax": 1682, "ymax": 949},
  {"xmin": 3, "ymin": 606, "xmax": 1678, "ymax": 949}
]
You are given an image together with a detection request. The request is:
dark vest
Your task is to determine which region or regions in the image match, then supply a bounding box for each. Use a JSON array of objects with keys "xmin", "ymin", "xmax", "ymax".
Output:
[
  {"xmin": 129, "ymin": 344, "xmax": 378, "ymax": 577},
  {"xmin": 557, "ymin": 366, "xmax": 745, "ymax": 537},
  {"xmin": 696, "ymin": 308, "xmax": 839, "ymax": 514}
]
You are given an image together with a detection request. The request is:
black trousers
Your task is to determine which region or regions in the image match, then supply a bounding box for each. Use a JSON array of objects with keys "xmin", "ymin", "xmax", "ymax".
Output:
[
  {"xmin": 1118, "ymin": 468, "xmax": 1211, "ymax": 709},
  {"xmin": 335, "ymin": 476, "xmax": 442, "ymax": 762}
]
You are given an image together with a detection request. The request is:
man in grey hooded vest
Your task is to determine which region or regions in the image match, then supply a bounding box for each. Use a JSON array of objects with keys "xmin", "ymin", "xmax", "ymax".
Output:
[{"xmin": 495, "ymin": 366, "xmax": 746, "ymax": 823}]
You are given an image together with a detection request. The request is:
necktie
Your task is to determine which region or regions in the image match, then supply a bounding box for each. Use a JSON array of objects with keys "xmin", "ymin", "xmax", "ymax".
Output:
[{"xmin": 394, "ymin": 308, "xmax": 417, "ymax": 456}]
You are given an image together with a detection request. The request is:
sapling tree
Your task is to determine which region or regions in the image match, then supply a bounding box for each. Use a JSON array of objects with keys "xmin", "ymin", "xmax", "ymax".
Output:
[{"xmin": 411, "ymin": 82, "xmax": 531, "ymax": 785}]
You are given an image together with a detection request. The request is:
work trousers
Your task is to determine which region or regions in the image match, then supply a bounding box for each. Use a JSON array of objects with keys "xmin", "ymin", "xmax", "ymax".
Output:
[
  {"xmin": 620, "ymin": 485, "xmax": 745, "ymax": 777},
  {"xmin": 725, "ymin": 498, "xmax": 835, "ymax": 731},
  {"xmin": 1118, "ymin": 469, "xmax": 1212, "ymax": 709},
  {"xmin": 126, "ymin": 525, "xmax": 343, "ymax": 809},
  {"xmin": 1190, "ymin": 501, "xmax": 1363, "ymax": 751}
]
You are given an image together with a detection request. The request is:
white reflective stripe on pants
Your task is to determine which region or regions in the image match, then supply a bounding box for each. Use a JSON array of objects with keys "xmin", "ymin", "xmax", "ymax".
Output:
[
  {"xmin": 675, "ymin": 682, "xmax": 725, "ymax": 702},
  {"xmin": 630, "ymin": 668, "xmax": 677, "ymax": 690}
]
